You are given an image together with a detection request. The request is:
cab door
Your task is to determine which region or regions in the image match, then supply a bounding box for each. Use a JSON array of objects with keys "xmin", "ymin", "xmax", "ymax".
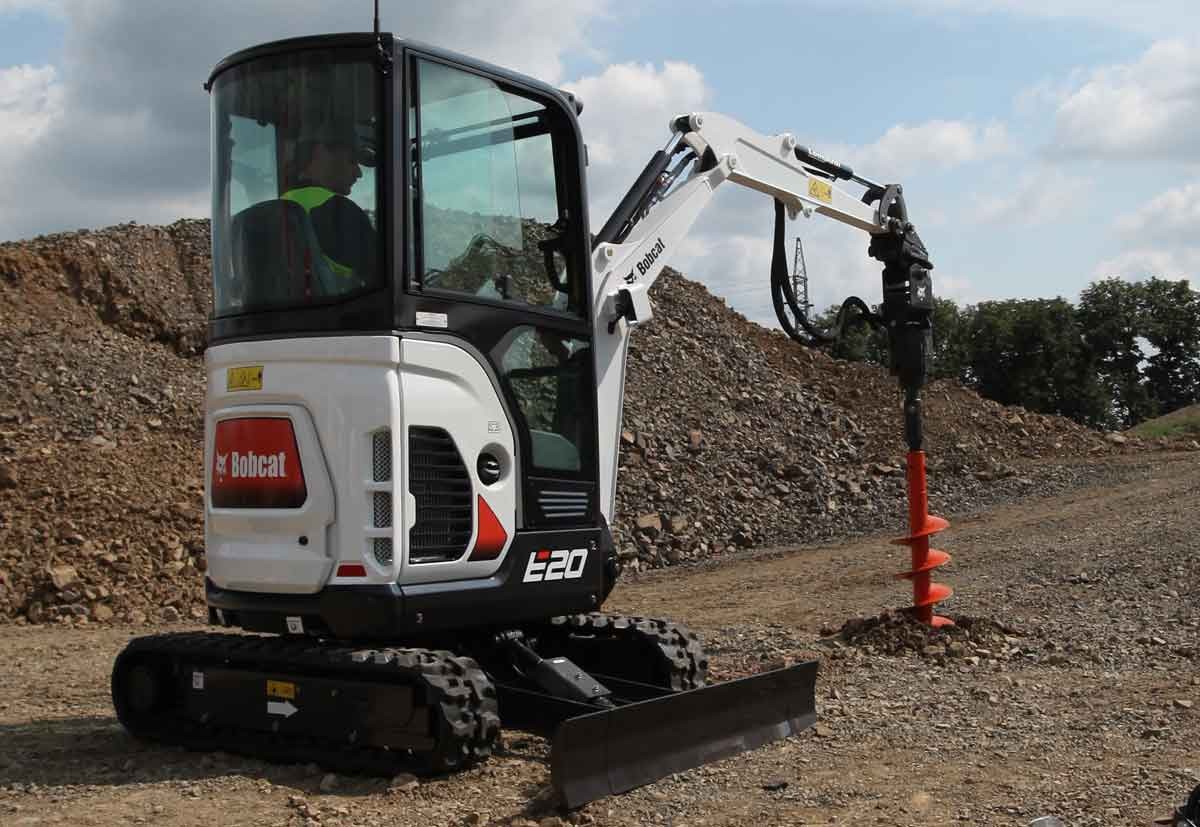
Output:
[{"xmin": 402, "ymin": 51, "xmax": 599, "ymax": 531}]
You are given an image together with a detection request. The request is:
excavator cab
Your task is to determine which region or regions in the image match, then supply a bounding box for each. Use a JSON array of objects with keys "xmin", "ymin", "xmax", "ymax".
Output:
[{"xmin": 201, "ymin": 35, "xmax": 608, "ymax": 635}]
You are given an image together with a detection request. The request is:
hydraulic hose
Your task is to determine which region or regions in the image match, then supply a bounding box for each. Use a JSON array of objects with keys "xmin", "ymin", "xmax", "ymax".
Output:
[{"xmin": 770, "ymin": 200, "xmax": 880, "ymax": 346}]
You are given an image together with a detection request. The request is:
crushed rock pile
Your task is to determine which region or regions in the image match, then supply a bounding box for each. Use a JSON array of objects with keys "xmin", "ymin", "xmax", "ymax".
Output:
[
  {"xmin": 827, "ymin": 611, "xmax": 1022, "ymax": 665},
  {"xmin": 0, "ymin": 221, "xmax": 1139, "ymax": 625}
]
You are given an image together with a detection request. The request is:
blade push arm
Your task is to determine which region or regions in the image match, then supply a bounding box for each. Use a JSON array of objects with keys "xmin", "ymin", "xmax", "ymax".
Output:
[{"xmin": 591, "ymin": 111, "xmax": 935, "ymax": 522}]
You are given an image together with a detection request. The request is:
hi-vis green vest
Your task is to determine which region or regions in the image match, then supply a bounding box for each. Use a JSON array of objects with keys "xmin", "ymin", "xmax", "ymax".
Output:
[{"xmin": 281, "ymin": 186, "xmax": 355, "ymax": 280}]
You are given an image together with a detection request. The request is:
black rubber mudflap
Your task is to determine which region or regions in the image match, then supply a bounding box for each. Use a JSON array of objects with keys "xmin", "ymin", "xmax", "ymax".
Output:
[{"xmin": 550, "ymin": 660, "xmax": 817, "ymax": 808}]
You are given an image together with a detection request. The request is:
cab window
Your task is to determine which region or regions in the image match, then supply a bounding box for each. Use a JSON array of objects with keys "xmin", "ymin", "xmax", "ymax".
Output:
[
  {"xmin": 412, "ymin": 58, "xmax": 583, "ymax": 316},
  {"xmin": 211, "ymin": 50, "xmax": 382, "ymax": 316},
  {"xmin": 498, "ymin": 327, "xmax": 592, "ymax": 473}
]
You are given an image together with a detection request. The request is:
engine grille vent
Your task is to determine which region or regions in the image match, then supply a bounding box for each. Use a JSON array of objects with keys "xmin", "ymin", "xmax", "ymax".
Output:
[
  {"xmin": 370, "ymin": 429, "xmax": 394, "ymax": 569},
  {"xmin": 373, "ymin": 491, "xmax": 392, "ymax": 528},
  {"xmin": 409, "ymin": 426, "xmax": 472, "ymax": 564},
  {"xmin": 373, "ymin": 538, "xmax": 394, "ymax": 567},
  {"xmin": 372, "ymin": 429, "xmax": 392, "ymax": 482}
]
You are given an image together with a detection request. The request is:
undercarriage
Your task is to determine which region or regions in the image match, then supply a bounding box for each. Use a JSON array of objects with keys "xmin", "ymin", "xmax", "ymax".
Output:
[{"xmin": 111, "ymin": 613, "xmax": 817, "ymax": 807}]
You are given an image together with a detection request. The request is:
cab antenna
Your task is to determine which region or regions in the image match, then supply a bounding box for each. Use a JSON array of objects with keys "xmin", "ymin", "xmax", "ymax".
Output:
[{"xmin": 373, "ymin": 0, "xmax": 391, "ymax": 74}]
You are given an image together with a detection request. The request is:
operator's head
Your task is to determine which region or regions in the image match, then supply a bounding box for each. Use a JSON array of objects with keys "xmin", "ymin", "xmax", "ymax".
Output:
[{"xmin": 294, "ymin": 134, "xmax": 362, "ymax": 196}]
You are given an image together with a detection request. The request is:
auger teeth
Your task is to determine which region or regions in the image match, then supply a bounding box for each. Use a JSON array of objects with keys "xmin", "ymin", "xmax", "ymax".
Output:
[{"xmin": 897, "ymin": 450, "xmax": 953, "ymax": 627}]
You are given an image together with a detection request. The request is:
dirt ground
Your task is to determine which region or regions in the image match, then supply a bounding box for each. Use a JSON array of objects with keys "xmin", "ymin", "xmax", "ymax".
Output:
[{"xmin": 1, "ymin": 452, "xmax": 1196, "ymax": 827}]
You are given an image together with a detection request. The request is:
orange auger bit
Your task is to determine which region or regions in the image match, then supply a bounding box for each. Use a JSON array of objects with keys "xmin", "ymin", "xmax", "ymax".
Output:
[{"xmin": 892, "ymin": 449, "xmax": 953, "ymax": 627}]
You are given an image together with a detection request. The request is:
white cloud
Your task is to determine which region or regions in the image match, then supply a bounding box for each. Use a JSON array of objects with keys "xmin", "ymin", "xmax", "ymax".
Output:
[
  {"xmin": 831, "ymin": 120, "xmax": 1013, "ymax": 179},
  {"xmin": 975, "ymin": 168, "xmax": 1090, "ymax": 226},
  {"xmin": 1099, "ymin": 179, "xmax": 1200, "ymax": 282},
  {"xmin": 1094, "ymin": 247, "xmax": 1200, "ymax": 281},
  {"xmin": 0, "ymin": 0, "xmax": 60, "ymax": 12},
  {"xmin": 0, "ymin": 64, "xmax": 62, "ymax": 145},
  {"xmin": 1046, "ymin": 38, "xmax": 1200, "ymax": 162},
  {"xmin": 1114, "ymin": 180, "xmax": 1200, "ymax": 244},
  {"xmin": 879, "ymin": 0, "xmax": 1200, "ymax": 37}
]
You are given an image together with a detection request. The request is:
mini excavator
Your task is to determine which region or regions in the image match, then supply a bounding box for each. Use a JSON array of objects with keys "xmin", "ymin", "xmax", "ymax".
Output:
[{"xmin": 111, "ymin": 27, "xmax": 940, "ymax": 808}]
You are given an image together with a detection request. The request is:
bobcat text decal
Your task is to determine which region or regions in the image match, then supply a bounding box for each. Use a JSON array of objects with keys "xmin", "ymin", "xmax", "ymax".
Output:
[
  {"xmin": 623, "ymin": 237, "xmax": 666, "ymax": 284},
  {"xmin": 215, "ymin": 451, "xmax": 288, "ymax": 482}
]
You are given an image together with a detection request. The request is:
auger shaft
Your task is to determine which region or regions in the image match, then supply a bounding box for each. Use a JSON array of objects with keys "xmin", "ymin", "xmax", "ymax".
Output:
[{"xmin": 900, "ymin": 446, "xmax": 953, "ymax": 626}]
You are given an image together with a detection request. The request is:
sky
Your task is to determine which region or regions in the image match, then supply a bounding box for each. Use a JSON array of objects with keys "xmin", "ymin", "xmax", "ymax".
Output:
[{"xmin": 0, "ymin": 0, "xmax": 1197, "ymax": 326}]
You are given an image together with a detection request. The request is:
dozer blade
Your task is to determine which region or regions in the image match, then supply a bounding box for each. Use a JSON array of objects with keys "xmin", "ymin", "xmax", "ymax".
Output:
[{"xmin": 550, "ymin": 660, "xmax": 817, "ymax": 808}]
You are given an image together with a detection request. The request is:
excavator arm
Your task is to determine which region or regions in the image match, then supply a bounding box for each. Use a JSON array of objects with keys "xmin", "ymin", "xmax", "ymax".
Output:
[{"xmin": 590, "ymin": 111, "xmax": 937, "ymax": 523}]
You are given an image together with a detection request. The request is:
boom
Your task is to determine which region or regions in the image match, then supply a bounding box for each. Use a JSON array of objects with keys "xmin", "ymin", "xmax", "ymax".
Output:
[{"xmin": 591, "ymin": 111, "xmax": 935, "ymax": 523}]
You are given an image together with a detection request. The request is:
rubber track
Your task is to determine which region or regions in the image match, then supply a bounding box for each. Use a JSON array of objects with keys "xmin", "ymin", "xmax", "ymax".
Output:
[
  {"xmin": 544, "ymin": 613, "xmax": 709, "ymax": 691},
  {"xmin": 112, "ymin": 632, "xmax": 499, "ymax": 775}
]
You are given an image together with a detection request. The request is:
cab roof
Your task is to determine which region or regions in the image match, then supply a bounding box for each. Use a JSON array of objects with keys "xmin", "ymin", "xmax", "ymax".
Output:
[{"xmin": 206, "ymin": 33, "xmax": 582, "ymax": 115}]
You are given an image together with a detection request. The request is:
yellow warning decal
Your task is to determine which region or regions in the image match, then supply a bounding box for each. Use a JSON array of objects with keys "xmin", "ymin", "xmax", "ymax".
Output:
[
  {"xmin": 808, "ymin": 178, "xmax": 833, "ymax": 204},
  {"xmin": 227, "ymin": 365, "xmax": 263, "ymax": 392},
  {"xmin": 266, "ymin": 680, "xmax": 296, "ymax": 700}
]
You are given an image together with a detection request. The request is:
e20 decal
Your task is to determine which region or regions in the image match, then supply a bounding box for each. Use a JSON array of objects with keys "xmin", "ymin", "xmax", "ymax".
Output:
[{"xmin": 523, "ymin": 548, "xmax": 588, "ymax": 583}]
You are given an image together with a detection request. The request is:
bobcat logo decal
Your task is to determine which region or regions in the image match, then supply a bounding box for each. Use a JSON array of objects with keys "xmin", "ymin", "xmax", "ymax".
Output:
[{"xmin": 215, "ymin": 452, "xmax": 228, "ymax": 481}]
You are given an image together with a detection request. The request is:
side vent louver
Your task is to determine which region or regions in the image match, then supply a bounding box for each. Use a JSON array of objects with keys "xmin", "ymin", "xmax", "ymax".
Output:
[
  {"xmin": 370, "ymin": 429, "xmax": 393, "ymax": 567},
  {"xmin": 538, "ymin": 488, "xmax": 590, "ymax": 520},
  {"xmin": 409, "ymin": 426, "xmax": 473, "ymax": 564}
]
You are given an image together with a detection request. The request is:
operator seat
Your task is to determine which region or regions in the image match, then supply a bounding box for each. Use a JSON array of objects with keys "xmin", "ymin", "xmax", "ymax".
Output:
[{"xmin": 230, "ymin": 199, "xmax": 338, "ymax": 308}]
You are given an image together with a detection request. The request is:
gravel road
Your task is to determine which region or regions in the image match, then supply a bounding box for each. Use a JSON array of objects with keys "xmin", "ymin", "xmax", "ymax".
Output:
[{"xmin": 1, "ymin": 452, "xmax": 1196, "ymax": 826}]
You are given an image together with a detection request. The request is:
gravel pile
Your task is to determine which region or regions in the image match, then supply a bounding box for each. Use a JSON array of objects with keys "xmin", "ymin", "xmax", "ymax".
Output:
[
  {"xmin": 829, "ymin": 611, "xmax": 1022, "ymax": 663},
  {"xmin": 0, "ymin": 221, "xmax": 1151, "ymax": 625}
]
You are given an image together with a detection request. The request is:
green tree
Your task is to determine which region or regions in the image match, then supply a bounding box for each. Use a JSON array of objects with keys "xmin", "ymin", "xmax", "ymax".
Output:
[
  {"xmin": 929, "ymin": 297, "xmax": 972, "ymax": 381},
  {"xmin": 1139, "ymin": 277, "xmax": 1200, "ymax": 414},
  {"xmin": 966, "ymin": 298, "xmax": 1110, "ymax": 426},
  {"xmin": 1077, "ymin": 279, "xmax": 1153, "ymax": 428}
]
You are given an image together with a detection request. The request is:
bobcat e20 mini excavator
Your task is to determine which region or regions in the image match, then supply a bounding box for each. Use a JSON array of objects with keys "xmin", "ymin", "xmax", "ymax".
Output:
[{"xmin": 111, "ymin": 30, "xmax": 939, "ymax": 807}]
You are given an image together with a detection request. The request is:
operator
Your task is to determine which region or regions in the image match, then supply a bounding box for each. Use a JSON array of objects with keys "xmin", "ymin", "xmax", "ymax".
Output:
[{"xmin": 282, "ymin": 126, "xmax": 378, "ymax": 286}]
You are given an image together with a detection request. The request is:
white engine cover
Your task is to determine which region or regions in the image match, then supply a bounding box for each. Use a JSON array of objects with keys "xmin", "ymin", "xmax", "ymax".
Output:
[{"xmin": 204, "ymin": 335, "xmax": 517, "ymax": 595}]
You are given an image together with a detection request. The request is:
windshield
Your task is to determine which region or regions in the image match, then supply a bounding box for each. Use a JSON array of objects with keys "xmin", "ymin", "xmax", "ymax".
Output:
[{"xmin": 211, "ymin": 49, "xmax": 382, "ymax": 317}]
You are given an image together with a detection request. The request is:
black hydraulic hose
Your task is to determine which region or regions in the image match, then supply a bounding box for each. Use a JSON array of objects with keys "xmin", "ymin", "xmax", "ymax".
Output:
[
  {"xmin": 770, "ymin": 201, "xmax": 883, "ymax": 348},
  {"xmin": 771, "ymin": 200, "xmax": 834, "ymax": 345}
]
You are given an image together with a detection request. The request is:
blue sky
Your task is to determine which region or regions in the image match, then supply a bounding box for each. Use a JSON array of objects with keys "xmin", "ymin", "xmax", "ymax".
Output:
[{"xmin": 1, "ymin": 1, "xmax": 1197, "ymax": 325}]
